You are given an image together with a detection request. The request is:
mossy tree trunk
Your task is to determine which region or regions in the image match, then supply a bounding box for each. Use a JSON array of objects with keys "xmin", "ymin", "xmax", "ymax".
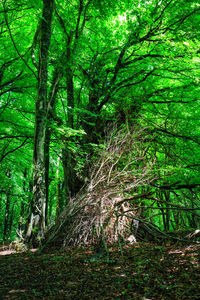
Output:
[{"xmin": 26, "ymin": 0, "xmax": 54, "ymax": 245}]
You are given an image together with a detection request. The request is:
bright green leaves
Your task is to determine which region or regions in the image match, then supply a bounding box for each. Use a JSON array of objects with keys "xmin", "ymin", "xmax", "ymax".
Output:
[{"xmin": 56, "ymin": 127, "xmax": 86, "ymax": 141}]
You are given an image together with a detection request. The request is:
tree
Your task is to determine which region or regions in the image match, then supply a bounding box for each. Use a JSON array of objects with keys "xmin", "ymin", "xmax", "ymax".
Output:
[{"xmin": 26, "ymin": 0, "xmax": 54, "ymax": 245}]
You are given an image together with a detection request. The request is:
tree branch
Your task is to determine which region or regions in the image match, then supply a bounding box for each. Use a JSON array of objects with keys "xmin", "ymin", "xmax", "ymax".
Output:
[
  {"xmin": 0, "ymin": 138, "xmax": 30, "ymax": 163},
  {"xmin": 3, "ymin": 6, "xmax": 37, "ymax": 79}
]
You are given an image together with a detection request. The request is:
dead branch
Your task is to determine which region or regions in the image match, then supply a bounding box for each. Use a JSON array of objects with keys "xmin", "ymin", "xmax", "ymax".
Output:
[{"xmin": 41, "ymin": 126, "xmax": 158, "ymax": 250}]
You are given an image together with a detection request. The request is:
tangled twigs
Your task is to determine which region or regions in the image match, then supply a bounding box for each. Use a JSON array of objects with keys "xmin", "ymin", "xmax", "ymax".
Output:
[{"xmin": 41, "ymin": 126, "xmax": 157, "ymax": 251}]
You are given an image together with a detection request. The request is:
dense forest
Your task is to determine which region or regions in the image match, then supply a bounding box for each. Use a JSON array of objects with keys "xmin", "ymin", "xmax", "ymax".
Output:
[
  {"xmin": 1, "ymin": 0, "xmax": 200, "ymax": 245},
  {"xmin": 0, "ymin": 0, "xmax": 200, "ymax": 298}
]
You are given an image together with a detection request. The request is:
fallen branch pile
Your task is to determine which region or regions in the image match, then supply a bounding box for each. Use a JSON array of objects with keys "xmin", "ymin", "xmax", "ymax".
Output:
[{"xmin": 41, "ymin": 126, "xmax": 157, "ymax": 251}]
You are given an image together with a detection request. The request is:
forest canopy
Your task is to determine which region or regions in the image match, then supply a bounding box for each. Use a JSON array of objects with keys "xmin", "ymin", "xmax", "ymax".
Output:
[{"xmin": 0, "ymin": 0, "xmax": 200, "ymax": 247}]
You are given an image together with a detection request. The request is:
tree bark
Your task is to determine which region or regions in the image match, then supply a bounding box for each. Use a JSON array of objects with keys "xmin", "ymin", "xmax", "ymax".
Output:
[
  {"xmin": 44, "ymin": 66, "xmax": 61, "ymax": 225},
  {"xmin": 44, "ymin": 126, "xmax": 50, "ymax": 225},
  {"xmin": 3, "ymin": 194, "xmax": 10, "ymax": 240},
  {"xmin": 55, "ymin": 156, "xmax": 63, "ymax": 223},
  {"xmin": 26, "ymin": 0, "xmax": 54, "ymax": 245}
]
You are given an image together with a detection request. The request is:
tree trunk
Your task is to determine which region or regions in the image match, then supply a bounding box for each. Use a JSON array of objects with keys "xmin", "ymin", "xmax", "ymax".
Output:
[
  {"xmin": 44, "ymin": 126, "xmax": 50, "ymax": 225},
  {"xmin": 55, "ymin": 156, "xmax": 62, "ymax": 222},
  {"xmin": 3, "ymin": 194, "xmax": 10, "ymax": 240},
  {"xmin": 44, "ymin": 67, "xmax": 61, "ymax": 225},
  {"xmin": 164, "ymin": 190, "xmax": 170, "ymax": 231},
  {"xmin": 8, "ymin": 204, "xmax": 14, "ymax": 234},
  {"xmin": 26, "ymin": 0, "xmax": 54, "ymax": 245},
  {"xmin": 62, "ymin": 149, "xmax": 78, "ymax": 204},
  {"xmin": 62, "ymin": 66, "xmax": 77, "ymax": 203}
]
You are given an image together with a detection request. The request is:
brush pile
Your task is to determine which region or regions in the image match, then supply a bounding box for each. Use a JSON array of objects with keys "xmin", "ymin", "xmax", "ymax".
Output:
[{"xmin": 41, "ymin": 126, "xmax": 156, "ymax": 251}]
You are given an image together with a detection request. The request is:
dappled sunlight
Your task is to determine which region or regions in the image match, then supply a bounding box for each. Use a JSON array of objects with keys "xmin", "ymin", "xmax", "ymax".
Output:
[
  {"xmin": 0, "ymin": 250, "xmax": 17, "ymax": 256},
  {"xmin": 0, "ymin": 246, "xmax": 38, "ymax": 256},
  {"xmin": 8, "ymin": 289, "xmax": 27, "ymax": 294}
]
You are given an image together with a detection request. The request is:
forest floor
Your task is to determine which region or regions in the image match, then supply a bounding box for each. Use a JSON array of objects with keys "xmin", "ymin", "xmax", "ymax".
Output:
[{"xmin": 0, "ymin": 242, "xmax": 199, "ymax": 299}]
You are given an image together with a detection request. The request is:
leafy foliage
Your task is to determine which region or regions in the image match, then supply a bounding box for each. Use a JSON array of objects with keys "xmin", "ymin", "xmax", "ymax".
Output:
[{"xmin": 0, "ymin": 0, "xmax": 200, "ymax": 243}]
